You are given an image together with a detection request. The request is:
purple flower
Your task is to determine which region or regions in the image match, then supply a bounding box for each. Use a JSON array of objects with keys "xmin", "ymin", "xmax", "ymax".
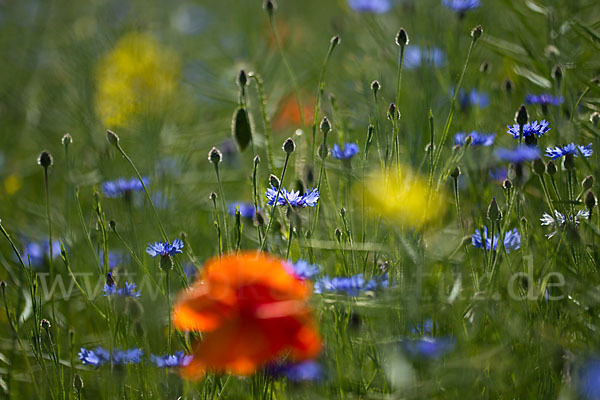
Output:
[
  {"xmin": 103, "ymin": 273, "xmax": 141, "ymax": 298},
  {"xmin": 228, "ymin": 202, "xmax": 257, "ymax": 219},
  {"xmin": 79, "ymin": 347, "xmax": 111, "ymax": 367},
  {"xmin": 404, "ymin": 46, "xmax": 446, "ymax": 69},
  {"xmin": 472, "ymin": 227, "xmax": 521, "ymax": 253},
  {"xmin": 507, "ymin": 120, "xmax": 550, "ymax": 139},
  {"xmin": 545, "ymin": 143, "xmax": 593, "ymax": 160},
  {"xmin": 314, "ymin": 273, "xmax": 388, "ymax": 295},
  {"xmin": 347, "ymin": 0, "xmax": 391, "ymax": 13},
  {"xmin": 286, "ymin": 259, "xmax": 321, "ymax": 280},
  {"xmin": 454, "ymin": 131, "xmax": 495, "ymax": 147},
  {"xmin": 112, "ymin": 348, "xmax": 143, "ymax": 365},
  {"xmin": 401, "ymin": 336, "xmax": 456, "ymax": 358},
  {"xmin": 146, "ymin": 239, "xmax": 184, "ymax": 257},
  {"xmin": 21, "ymin": 240, "xmax": 61, "ymax": 267},
  {"xmin": 459, "ymin": 89, "xmax": 489, "ymax": 109},
  {"xmin": 102, "ymin": 177, "xmax": 149, "ymax": 198},
  {"xmin": 151, "ymin": 351, "xmax": 193, "ymax": 368},
  {"xmin": 265, "ymin": 186, "xmax": 319, "ymax": 208},
  {"xmin": 495, "ymin": 146, "xmax": 540, "ymax": 163},
  {"xmin": 331, "ymin": 143, "xmax": 360, "ymax": 160},
  {"xmin": 442, "ymin": 0, "xmax": 480, "ymax": 12},
  {"xmin": 268, "ymin": 360, "xmax": 323, "ymax": 382},
  {"xmin": 525, "ymin": 94, "xmax": 564, "ymax": 107},
  {"xmin": 578, "ymin": 357, "xmax": 600, "ymax": 400}
]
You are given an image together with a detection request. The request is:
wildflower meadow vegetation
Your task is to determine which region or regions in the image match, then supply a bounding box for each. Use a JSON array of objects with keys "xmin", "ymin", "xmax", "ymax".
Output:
[{"xmin": 2, "ymin": 0, "xmax": 600, "ymax": 398}]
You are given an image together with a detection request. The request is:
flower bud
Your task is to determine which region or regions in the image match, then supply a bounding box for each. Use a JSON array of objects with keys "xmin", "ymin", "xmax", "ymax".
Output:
[
  {"xmin": 269, "ymin": 174, "xmax": 280, "ymax": 189},
  {"xmin": 585, "ymin": 191, "xmax": 597, "ymax": 211},
  {"xmin": 340, "ymin": 207, "xmax": 346, "ymax": 217},
  {"xmin": 37, "ymin": 151, "xmax": 53, "ymax": 168},
  {"xmin": 503, "ymin": 179, "xmax": 512, "ymax": 191},
  {"xmin": 591, "ymin": 112, "xmax": 600, "ymax": 127},
  {"xmin": 335, "ymin": 228, "xmax": 343, "ymax": 242},
  {"xmin": 283, "ymin": 138, "xmax": 295, "ymax": 154},
  {"xmin": 320, "ymin": 117, "xmax": 331, "ymax": 135},
  {"xmin": 464, "ymin": 135, "xmax": 473, "ymax": 147},
  {"xmin": 532, "ymin": 158, "xmax": 546, "ymax": 176},
  {"xmin": 318, "ymin": 143, "xmax": 328, "ymax": 160},
  {"xmin": 515, "ymin": 104, "xmax": 528, "ymax": 126},
  {"xmin": 106, "ymin": 130, "xmax": 120, "ymax": 146},
  {"xmin": 40, "ymin": 319, "xmax": 51, "ymax": 329},
  {"xmin": 209, "ymin": 192, "xmax": 217, "ymax": 202},
  {"xmin": 551, "ymin": 64, "xmax": 563, "ymax": 83},
  {"xmin": 208, "ymin": 147, "xmax": 222, "ymax": 164},
  {"xmin": 479, "ymin": 60, "xmax": 490, "ymax": 73},
  {"xmin": 546, "ymin": 160, "xmax": 557, "ymax": 176},
  {"xmin": 450, "ymin": 166, "xmax": 461, "ymax": 179},
  {"xmin": 73, "ymin": 374, "xmax": 84, "ymax": 392},
  {"xmin": 371, "ymin": 80, "xmax": 380, "ymax": 97},
  {"xmin": 0, "ymin": 281, "xmax": 6, "ymax": 289},
  {"xmin": 237, "ymin": 69, "xmax": 247, "ymax": 88},
  {"xmin": 582, "ymin": 175, "xmax": 594, "ymax": 191},
  {"xmin": 254, "ymin": 155, "xmax": 260, "ymax": 167},
  {"xmin": 503, "ymin": 79, "xmax": 513, "ymax": 93},
  {"xmin": 330, "ymin": 35, "xmax": 340, "ymax": 47},
  {"xmin": 106, "ymin": 273, "xmax": 115, "ymax": 287},
  {"xmin": 396, "ymin": 28, "xmax": 409, "ymax": 46},
  {"xmin": 563, "ymin": 153, "xmax": 575, "ymax": 170},
  {"xmin": 263, "ymin": 0, "xmax": 276, "ymax": 15},
  {"xmin": 471, "ymin": 25, "xmax": 483, "ymax": 41},
  {"xmin": 487, "ymin": 197, "xmax": 502, "ymax": 221},
  {"xmin": 62, "ymin": 133, "xmax": 72, "ymax": 146},
  {"xmin": 388, "ymin": 103, "xmax": 398, "ymax": 120},
  {"xmin": 159, "ymin": 254, "xmax": 173, "ymax": 271}
]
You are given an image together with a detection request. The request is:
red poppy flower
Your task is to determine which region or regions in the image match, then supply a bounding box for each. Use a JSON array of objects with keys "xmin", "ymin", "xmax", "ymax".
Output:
[{"xmin": 173, "ymin": 252, "xmax": 321, "ymax": 378}]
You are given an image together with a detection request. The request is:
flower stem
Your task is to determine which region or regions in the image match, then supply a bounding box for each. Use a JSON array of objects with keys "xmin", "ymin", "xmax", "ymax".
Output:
[{"xmin": 260, "ymin": 152, "xmax": 291, "ymax": 252}]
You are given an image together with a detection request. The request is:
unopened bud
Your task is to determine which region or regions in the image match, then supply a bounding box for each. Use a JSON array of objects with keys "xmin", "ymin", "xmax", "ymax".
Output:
[
  {"xmin": 263, "ymin": 0, "xmax": 276, "ymax": 15},
  {"xmin": 532, "ymin": 158, "xmax": 546, "ymax": 176},
  {"xmin": 330, "ymin": 35, "xmax": 340, "ymax": 47},
  {"xmin": 487, "ymin": 197, "xmax": 502, "ymax": 221},
  {"xmin": 396, "ymin": 28, "xmax": 409, "ymax": 46},
  {"xmin": 209, "ymin": 192, "xmax": 217, "ymax": 202},
  {"xmin": 585, "ymin": 191, "xmax": 597, "ymax": 211},
  {"xmin": 73, "ymin": 374, "xmax": 84, "ymax": 392},
  {"xmin": 320, "ymin": 117, "xmax": 331, "ymax": 135},
  {"xmin": 106, "ymin": 273, "xmax": 115, "ymax": 287},
  {"xmin": 551, "ymin": 64, "xmax": 563, "ymax": 83},
  {"xmin": 318, "ymin": 143, "xmax": 328, "ymax": 160},
  {"xmin": 37, "ymin": 151, "xmax": 53, "ymax": 168},
  {"xmin": 0, "ymin": 281, "xmax": 6, "ymax": 289},
  {"xmin": 471, "ymin": 25, "xmax": 483, "ymax": 41},
  {"xmin": 591, "ymin": 112, "xmax": 600, "ymax": 127},
  {"xmin": 62, "ymin": 133, "xmax": 72, "ymax": 146},
  {"xmin": 237, "ymin": 69, "xmax": 247, "ymax": 88},
  {"xmin": 106, "ymin": 130, "xmax": 119, "ymax": 146},
  {"xmin": 335, "ymin": 228, "xmax": 343, "ymax": 242},
  {"xmin": 503, "ymin": 79, "xmax": 513, "ymax": 93},
  {"xmin": 371, "ymin": 80, "xmax": 380, "ymax": 97},
  {"xmin": 546, "ymin": 161, "xmax": 557, "ymax": 176},
  {"xmin": 503, "ymin": 179, "xmax": 512, "ymax": 191},
  {"xmin": 450, "ymin": 167, "xmax": 461, "ymax": 179},
  {"xmin": 40, "ymin": 319, "xmax": 51, "ymax": 329},
  {"xmin": 283, "ymin": 138, "xmax": 295, "ymax": 154},
  {"xmin": 582, "ymin": 175, "xmax": 594, "ymax": 191},
  {"xmin": 516, "ymin": 104, "xmax": 529, "ymax": 126},
  {"xmin": 109, "ymin": 220, "xmax": 116, "ymax": 231},
  {"xmin": 388, "ymin": 103, "xmax": 398, "ymax": 120},
  {"xmin": 269, "ymin": 174, "xmax": 280, "ymax": 189},
  {"xmin": 563, "ymin": 153, "xmax": 575, "ymax": 170},
  {"xmin": 208, "ymin": 147, "xmax": 222, "ymax": 164}
]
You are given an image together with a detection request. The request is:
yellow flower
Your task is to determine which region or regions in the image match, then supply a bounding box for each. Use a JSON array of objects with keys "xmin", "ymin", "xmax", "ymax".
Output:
[
  {"xmin": 4, "ymin": 174, "xmax": 22, "ymax": 196},
  {"xmin": 95, "ymin": 33, "xmax": 180, "ymax": 127},
  {"xmin": 363, "ymin": 165, "xmax": 446, "ymax": 228}
]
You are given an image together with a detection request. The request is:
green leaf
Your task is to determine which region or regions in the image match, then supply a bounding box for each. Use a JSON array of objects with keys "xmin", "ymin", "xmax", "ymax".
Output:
[{"xmin": 232, "ymin": 106, "xmax": 252, "ymax": 151}]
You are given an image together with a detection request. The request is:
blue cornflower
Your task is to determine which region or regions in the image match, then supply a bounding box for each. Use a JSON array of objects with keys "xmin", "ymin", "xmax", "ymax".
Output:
[
  {"xmin": 525, "ymin": 94, "xmax": 564, "ymax": 107},
  {"xmin": 331, "ymin": 143, "xmax": 360, "ymax": 160},
  {"xmin": 102, "ymin": 177, "xmax": 149, "ymax": 198},
  {"xmin": 151, "ymin": 351, "xmax": 193, "ymax": 368},
  {"xmin": 112, "ymin": 348, "xmax": 143, "ymax": 365},
  {"xmin": 401, "ymin": 336, "xmax": 456, "ymax": 359},
  {"xmin": 183, "ymin": 263, "xmax": 198, "ymax": 280},
  {"xmin": 79, "ymin": 347, "xmax": 111, "ymax": 367},
  {"xmin": 268, "ymin": 360, "xmax": 323, "ymax": 382},
  {"xmin": 228, "ymin": 202, "xmax": 257, "ymax": 219},
  {"xmin": 103, "ymin": 273, "xmax": 141, "ymax": 298},
  {"xmin": 146, "ymin": 239, "xmax": 184, "ymax": 257},
  {"xmin": 22, "ymin": 240, "xmax": 61, "ymax": 267},
  {"xmin": 489, "ymin": 168, "xmax": 507, "ymax": 182},
  {"xmin": 265, "ymin": 186, "xmax": 319, "ymax": 208},
  {"xmin": 404, "ymin": 46, "xmax": 446, "ymax": 69},
  {"xmin": 347, "ymin": 0, "xmax": 391, "ymax": 13},
  {"xmin": 314, "ymin": 273, "xmax": 388, "ymax": 295},
  {"xmin": 495, "ymin": 146, "xmax": 540, "ymax": 163},
  {"xmin": 287, "ymin": 259, "xmax": 321, "ymax": 280},
  {"xmin": 442, "ymin": 0, "xmax": 480, "ymax": 12},
  {"xmin": 453, "ymin": 131, "xmax": 495, "ymax": 147},
  {"xmin": 472, "ymin": 227, "xmax": 521, "ymax": 253},
  {"xmin": 578, "ymin": 357, "xmax": 600, "ymax": 400},
  {"xmin": 540, "ymin": 209, "xmax": 589, "ymax": 239},
  {"xmin": 459, "ymin": 89, "xmax": 489, "ymax": 110},
  {"xmin": 507, "ymin": 120, "xmax": 550, "ymax": 139},
  {"xmin": 545, "ymin": 143, "xmax": 593, "ymax": 160}
]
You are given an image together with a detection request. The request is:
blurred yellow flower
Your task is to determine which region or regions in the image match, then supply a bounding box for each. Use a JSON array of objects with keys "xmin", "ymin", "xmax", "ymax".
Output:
[
  {"xmin": 4, "ymin": 174, "xmax": 22, "ymax": 196},
  {"xmin": 363, "ymin": 165, "xmax": 446, "ymax": 228},
  {"xmin": 95, "ymin": 32, "xmax": 180, "ymax": 127}
]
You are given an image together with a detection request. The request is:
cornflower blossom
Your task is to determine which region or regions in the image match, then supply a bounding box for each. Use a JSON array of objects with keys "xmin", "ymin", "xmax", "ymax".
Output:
[
  {"xmin": 545, "ymin": 143, "xmax": 593, "ymax": 160},
  {"xmin": 472, "ymin": 227, "xmax": 521, "ymax": 253},
  {"xmin": 540, "ymin": 209, "xmax": 589, "ymax": 238},
  {"xmin": 102, "ymin": 177, "xmax": 149, "ymax": 198},
  {"xmin": 265, "ymin": 186, "xmax": 319, "ymax": 207}
]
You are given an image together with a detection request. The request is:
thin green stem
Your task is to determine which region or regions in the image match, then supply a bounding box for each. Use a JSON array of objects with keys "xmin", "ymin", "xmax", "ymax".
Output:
[
  {"xmin": 260, "ymin": 153, "xmax": 291, "ymax": 251},
  {"xmin": 311, "ymin": 39, "xmax": 337, "ymax": 162},
  {"xmin": 214, "ymin": 164, "xmax": 232, "ymax": 252},
  {"xmin": 249, "ymin": 74, "xmax": 274, "ymax": 172}
]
